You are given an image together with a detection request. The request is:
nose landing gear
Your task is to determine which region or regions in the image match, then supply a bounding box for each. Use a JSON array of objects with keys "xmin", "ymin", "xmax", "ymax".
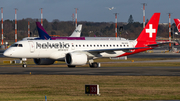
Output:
[{"xmin": 22, "ymin": 58, "xmax": 27, "ymax": 68}]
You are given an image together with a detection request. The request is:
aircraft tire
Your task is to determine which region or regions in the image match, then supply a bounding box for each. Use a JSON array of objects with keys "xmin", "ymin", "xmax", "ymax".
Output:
[
  {"xmin": 90, "ymin": 62, "xmax": 98, "ymax": 68},
  {"xmin": 89, "ymin": 63, "xmax": 93, "ymax": 68},
  {"xmin": 68, "ymin": 65, "xmax": 76, "ymax": 68},
  {"xmin": 22, "ymin": 64, "xmax": 27, "ymax": 68}
]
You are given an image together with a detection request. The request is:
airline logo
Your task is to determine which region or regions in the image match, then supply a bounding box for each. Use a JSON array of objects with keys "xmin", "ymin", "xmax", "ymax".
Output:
[
  {"xmin": 177, "ymin": 22, "xmax": 180, "ymax": 32},
  {"xmin": 74, "ymin": 29, "xmax": 81, "ymax": 33},
  {"xmin": 36, "ymin": 42, "xmax": 70, "ymax": 49},
  {"xmin": 174, "ymin": 19, "xmax": 180, "ymax": 32},
  {"xmin": 146, "ymin": 24, "xmax": 156, "ymax": 38}
]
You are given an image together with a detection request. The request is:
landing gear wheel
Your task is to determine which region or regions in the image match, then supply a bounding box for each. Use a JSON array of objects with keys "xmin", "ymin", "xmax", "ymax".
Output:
[
  {"xmin": 22, "ymin": 64, "xmax": 27, "ymax": 68},
  {"xmin": 89, "ymin": 62, "xmax": 100, "ymax": 68},
  {"xmin": 68, "ymin": 65, "xmax": 76, "ymax": 68},
  {"xmin": 89, "ymin": 63, "xmax": 93, "ymax": 68},
  {"xmin": 92, "ymin": 62, "xmax": 98, "ymax": 68}
]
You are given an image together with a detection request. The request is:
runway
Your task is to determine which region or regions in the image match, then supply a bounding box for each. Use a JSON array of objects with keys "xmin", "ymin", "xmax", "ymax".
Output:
[
  {"xmin": 1, "ymin": 49, "xmax": 180, "ymax": 76},
  {"xmin": 0, "ymin": 66, "xmax": 180, "ymax": 76}
]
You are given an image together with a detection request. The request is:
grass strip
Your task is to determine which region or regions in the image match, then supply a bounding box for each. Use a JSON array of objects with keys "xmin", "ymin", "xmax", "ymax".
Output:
[{"xmin": 0, "ymin": 75, "xmax": 179, "ymax": 101}]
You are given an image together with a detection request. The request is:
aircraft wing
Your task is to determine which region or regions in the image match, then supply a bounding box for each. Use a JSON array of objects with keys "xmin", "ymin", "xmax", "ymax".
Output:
[{"xmin": 81, "ymin": 47, "xmax": 151, "ymax": 53}]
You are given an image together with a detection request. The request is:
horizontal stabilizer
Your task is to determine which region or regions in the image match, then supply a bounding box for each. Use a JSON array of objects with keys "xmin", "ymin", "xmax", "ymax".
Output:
[{"xmin": 147, "ymin": 41, "xmax": 173, "ymax": 47}]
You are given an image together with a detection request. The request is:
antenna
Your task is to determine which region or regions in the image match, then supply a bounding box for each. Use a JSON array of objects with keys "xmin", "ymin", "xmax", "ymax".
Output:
[
  {"xmin": 28, "ymin": 21, "xmax": 30, "ymax": 37},
  {"xmin": 15, "ymin": 8, "xmax": 18, "ymax": 42},
  {"xmin": 72, "ymin": 13, "xmax": 75, "ymax": 25},
  {"xmin": 40, "ymin": 8, "xmax": 43, "ymax": 26},
  {"xmin": 74, "ymin": 8, "xmax": 78, "ymax": 28},
  {"xmin": 141, "ymin": 3, "xmax": 147, "ymax": 28},
  {"xmin": 114, "ymin": 13, "xmax": 119, "ymax": 37},
  {"xmin": 1, "ymin": 7, "xmax": 3, "ymax": 45},
  {"xmin": 168, "ymin": 13, "xmax": 172, "ymax": 51}
]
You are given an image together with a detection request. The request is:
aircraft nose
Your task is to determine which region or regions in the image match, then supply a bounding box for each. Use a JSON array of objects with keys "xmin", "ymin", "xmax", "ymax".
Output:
[{"xmin": 3, "ymin": 49, "xmax": 13, "ymax": 57}]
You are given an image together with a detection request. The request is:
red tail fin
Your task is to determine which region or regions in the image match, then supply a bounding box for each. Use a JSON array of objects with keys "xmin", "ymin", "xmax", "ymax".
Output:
[
  {"xmin": 174, "ymin": 18, "xmax": 180, "ymax": 32},
  {"xmin": 137, "ymin": 13, "xmax": 160, "ymax": 42}
]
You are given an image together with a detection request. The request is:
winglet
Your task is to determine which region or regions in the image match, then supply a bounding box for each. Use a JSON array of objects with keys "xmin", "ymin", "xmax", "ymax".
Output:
[
  {"xmin": 174, "ymin": 18, "xmax": 180, "ymax": 32},
  {"xmin": 69, "ymin": 24, "xmax": 82, "ymax": 37},
  {"xmin": 36, "ymin": 22, "xmax": 52, "ymax": 40}
]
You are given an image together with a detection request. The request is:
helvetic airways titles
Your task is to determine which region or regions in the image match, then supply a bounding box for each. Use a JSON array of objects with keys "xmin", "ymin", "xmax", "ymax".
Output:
[{"xmin": 36, "ymin": 42, "xmax": 70, "ymax": 49}]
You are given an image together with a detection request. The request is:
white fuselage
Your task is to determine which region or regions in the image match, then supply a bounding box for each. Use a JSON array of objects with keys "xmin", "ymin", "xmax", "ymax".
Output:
[{"xmin": 3, "ymin": 40, "xmax": 137, "ymax": 60}]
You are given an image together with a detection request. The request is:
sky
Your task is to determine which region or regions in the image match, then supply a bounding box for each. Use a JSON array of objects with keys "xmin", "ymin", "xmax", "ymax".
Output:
[{"xmin": 0, "ymin": 0, "xmax": 179, "ymax": 23}]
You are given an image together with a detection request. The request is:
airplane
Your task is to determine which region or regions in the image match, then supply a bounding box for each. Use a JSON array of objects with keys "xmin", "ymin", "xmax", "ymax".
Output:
[
  {"xmin": 22, "ymin": 24, "xmax": 83, "ymax": 40},
  {"xmin": 35, "ymin": 21, "xmax": 127, "ymax": 40},
  {"xmin": 106, "ymin": 7, "xmax": 115, "ymax": 10},
  {"xmin": 174, "ymin": 18, "xmax": 180, "ymax": 32},
  {"xmin": 4, "ymin": 13, "xmax": 161, "ymax": 68},
  {"xmin": 166, "ymin": 18, "xmax": 180, "ymax": 45}
]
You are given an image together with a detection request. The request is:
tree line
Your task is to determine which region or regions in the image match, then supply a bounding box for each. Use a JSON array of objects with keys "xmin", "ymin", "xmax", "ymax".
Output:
[{"xmin": 0, "ymin": 15, "xmax": 178, "ymax": 42}]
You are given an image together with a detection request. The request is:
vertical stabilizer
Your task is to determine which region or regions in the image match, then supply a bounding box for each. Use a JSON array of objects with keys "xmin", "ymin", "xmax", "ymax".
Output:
[
  {"xmin": 69, "ymin": 24, "xmax": 82, "ymax": 37},
  {"xmin": 174, "ymin": 19, "xmax": 180, "ymax": 32},
  {"xmin": 36, "ymin": 22, "xmax": 51, "ymax": 40},
  {"xmin": 137, "ymin": 13, "xmax": 160, "ymax": 42}
]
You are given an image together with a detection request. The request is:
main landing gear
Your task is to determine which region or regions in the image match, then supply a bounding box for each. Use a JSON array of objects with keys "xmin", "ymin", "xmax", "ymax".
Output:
[
  {"xmin": 89, "ymin": 60, "xmax": 101, "ymax": 68},
  {"xmin": 67, "ymin": 60, "xmax": 101, "ymax": 68}
]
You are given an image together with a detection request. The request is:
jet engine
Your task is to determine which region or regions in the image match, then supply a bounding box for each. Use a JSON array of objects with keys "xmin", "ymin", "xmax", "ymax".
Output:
[
  {"xmin": 34, "ymin": 58, "xmax": 55, "ymax": 65},
  {"xmin": 65, "ymin": 53, "xmax": 87, "ymax": 65}
]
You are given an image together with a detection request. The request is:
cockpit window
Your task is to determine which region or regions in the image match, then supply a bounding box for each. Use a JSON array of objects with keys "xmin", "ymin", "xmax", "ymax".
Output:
[
  {"xmin": 11, "ymin": 44, "xmax": 23, "ymax": 47},
  {"xmin": 11, "ymin": 44, "xmax": 18, "ymax": 47},
  {"xmin": 19, "ymin": 44, "xmax": 23, "ymax": 47}
]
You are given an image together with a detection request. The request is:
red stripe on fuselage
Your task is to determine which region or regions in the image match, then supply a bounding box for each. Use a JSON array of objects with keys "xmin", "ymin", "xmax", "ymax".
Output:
[{"xmin": 117, "ymin": 48, "xmax": 153, "ymax": 57}]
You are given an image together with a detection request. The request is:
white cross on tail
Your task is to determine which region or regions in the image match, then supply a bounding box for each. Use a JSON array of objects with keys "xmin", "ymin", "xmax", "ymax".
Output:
[{"xmin": 145, "ymin": 24, "xmax": 156, "ymax": 38}]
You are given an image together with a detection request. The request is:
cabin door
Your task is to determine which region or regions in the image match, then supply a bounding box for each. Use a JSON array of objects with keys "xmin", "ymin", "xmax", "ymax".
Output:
[{"xmin": 28, "ymin": 41, "xmax": 35, "ymax": 53}]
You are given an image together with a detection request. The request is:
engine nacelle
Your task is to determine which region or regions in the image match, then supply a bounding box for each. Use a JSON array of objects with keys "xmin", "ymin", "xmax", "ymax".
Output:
[
  {"xmin": 65, "ymin": 53, "xmax": 88, "ymax": 65},
  {"xmin": 34, "ymin": 58, "xmax": 55, "ymax": 65}
]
